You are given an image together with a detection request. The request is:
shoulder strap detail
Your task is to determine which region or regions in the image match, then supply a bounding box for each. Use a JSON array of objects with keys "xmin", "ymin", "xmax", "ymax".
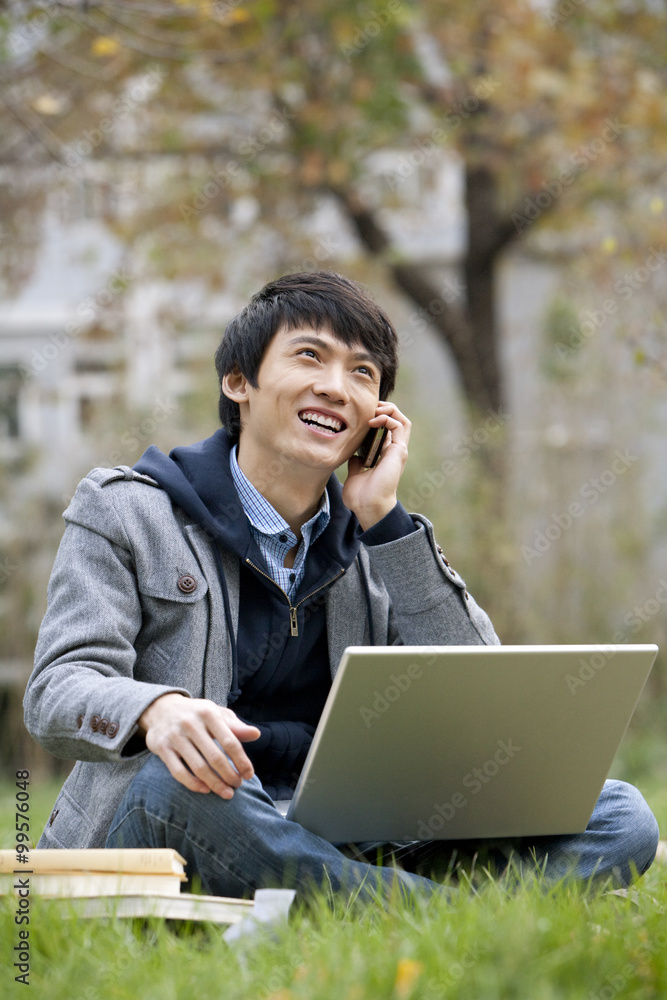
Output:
[{"xmin": 86, "ymin": 466, "xmax": 160, "ymax": 489}]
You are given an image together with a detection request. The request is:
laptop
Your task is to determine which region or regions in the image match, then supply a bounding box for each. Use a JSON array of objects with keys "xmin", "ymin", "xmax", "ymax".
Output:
[{"xmin": 283, "ymin": 644, "xmax": 658, "ymax": 843}]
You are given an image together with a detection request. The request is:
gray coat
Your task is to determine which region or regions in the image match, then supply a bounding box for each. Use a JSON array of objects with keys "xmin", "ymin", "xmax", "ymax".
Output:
[{"xmin": 24, "ymin": 465, "xmax": 499, "ymax": 849}]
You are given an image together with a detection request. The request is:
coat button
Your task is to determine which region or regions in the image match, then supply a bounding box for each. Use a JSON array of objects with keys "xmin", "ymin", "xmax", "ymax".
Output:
[
  {"xmin": 436, "ymin": 544, "xmax": 450, "ymax": 566},
  {"xmin": 177, "ymin": 574, "xmax": 197, "ymax": 594},
  {"xmin": 90, "ymin": 715, "xmax": 100, "ymax": 732},
  {"xmin": 49, "ymin": 808, "xmax": 59, "ymax": 826},
  {"xmin": 76, "ymin": 715, "xmax": 84, "ymax": 729},
  {"xmin": 107, "ymin": 722, "xmax": 119, "ymax": 738},
  {"xmin": 98, "ymin": 718, "xmax": 109, "ymax": 734}
]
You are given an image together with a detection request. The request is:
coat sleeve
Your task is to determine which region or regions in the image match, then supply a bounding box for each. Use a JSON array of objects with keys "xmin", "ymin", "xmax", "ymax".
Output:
[
  {"xmin": 363, "ymin": 514, "xmax": 500, "ymax": 646},
  {"xmin": 23, "ymin": 478, "xmax": 191, "ymax": 763}
]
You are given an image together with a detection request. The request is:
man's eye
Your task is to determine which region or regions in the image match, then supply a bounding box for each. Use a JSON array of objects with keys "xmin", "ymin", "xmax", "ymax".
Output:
[
  {"xmin": 299, "ymin": 349, "xmax": 318, "ymax": 359},
  {"xmin": 356, "ymin": 365, "xmax": 376, "ymax": 378}
]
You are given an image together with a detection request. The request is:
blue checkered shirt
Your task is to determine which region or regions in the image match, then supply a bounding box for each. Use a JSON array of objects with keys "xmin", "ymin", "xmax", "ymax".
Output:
[{"xmin": 230, "ymin": 446, "xmax": 330, "ymax": 598}]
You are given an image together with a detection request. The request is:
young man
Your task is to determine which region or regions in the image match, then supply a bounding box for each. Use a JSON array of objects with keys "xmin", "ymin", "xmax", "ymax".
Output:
[{"xmin": 24, "ymin": 272, "xmax": 658, "ymax": 902}]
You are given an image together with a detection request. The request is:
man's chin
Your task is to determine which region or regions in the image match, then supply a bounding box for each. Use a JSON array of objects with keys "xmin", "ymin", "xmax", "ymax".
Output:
[{"xmin": 299, "ymin": 445, "xmax": 358, "ymax": 477}]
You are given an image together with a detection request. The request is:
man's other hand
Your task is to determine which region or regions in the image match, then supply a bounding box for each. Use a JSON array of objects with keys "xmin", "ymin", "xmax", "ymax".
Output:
[{"xmin": 138, "ymin": 693, "xmax": 261, "ymax": 798}]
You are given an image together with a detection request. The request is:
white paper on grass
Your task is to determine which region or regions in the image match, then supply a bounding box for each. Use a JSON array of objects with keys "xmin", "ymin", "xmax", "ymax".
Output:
[{"xmin": 223, "ymin": 888, "xmax": 296, "ymax": 944}]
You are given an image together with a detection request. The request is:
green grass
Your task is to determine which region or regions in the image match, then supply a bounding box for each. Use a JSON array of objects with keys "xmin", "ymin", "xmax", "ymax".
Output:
[{"xmin": 1, "ymin": 769, "xmax": 666, "ymax": 1000}]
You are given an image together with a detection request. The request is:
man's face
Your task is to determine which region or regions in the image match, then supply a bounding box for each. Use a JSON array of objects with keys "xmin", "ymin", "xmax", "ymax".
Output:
[{"xmin": 233, "ymin": 326, "xmax": 383, "ymax": 477}]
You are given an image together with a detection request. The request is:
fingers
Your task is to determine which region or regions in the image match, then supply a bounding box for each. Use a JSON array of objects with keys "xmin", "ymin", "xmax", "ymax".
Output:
[
  {"xmin": 368, "ymin": 402, "xmax": 411, "ymax": 448},
  {"xmin": 365, "ymin": 403, "xmax": 411, "ymax": 467},
  {"xmin": 158, "ymin": 747, "xmax": 216, "ymax": 796},
  {"xmin": 142, "ymin": 695, "xmax": 261, "ymax": 798},
  {"xmin": 373, "ymin": 400, "xmax": 411, "ymax": 427},
  {"xmin": 372, "ymin": 400, "xmax": 411, "ymax": 425}
]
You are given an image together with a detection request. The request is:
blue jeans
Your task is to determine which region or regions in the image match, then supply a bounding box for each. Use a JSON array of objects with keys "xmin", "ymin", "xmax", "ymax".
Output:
[{"xmin": 106, "ymin": 756, "xmax": 659, "ymax": 903}]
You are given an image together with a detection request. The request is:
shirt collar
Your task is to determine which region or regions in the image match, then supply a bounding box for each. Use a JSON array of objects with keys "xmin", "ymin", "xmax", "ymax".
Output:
[{"xmin": 230, "ymin": 444, "xmax": 330, "ymax": 541}]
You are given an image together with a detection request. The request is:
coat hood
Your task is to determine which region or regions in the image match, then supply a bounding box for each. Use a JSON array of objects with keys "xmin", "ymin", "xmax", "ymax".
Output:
[{"xmin": 132, "ymin": 428, "xmax": 363, "ymax": 570}]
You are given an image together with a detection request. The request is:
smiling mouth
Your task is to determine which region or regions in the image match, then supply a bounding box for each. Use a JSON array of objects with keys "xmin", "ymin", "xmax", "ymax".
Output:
[{"xmin": 298, "ymin": 410, "xmax": 346, "ymax": 434}]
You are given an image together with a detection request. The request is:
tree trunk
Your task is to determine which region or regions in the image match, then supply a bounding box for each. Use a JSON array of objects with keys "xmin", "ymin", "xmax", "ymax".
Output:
[{"xmin": 463, "ymin": 164, "xmax": 504, "ymax": 417}]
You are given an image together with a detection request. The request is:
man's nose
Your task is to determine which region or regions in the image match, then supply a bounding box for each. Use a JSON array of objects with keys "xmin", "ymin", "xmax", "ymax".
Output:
[{"xmin": 313, "ymin": 364, "xmax": 349, "ymax": 403}]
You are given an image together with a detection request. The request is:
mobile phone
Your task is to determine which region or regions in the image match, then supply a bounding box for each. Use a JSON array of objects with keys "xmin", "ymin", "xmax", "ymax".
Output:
[{"xmin": 357, "ymin": 426, "xmax": 388, "ymax": 469}]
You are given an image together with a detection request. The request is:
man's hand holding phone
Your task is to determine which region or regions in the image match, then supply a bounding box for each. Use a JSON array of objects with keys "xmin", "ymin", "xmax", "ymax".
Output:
[
  {"xmin": 342, "ymin": 401, "xmax": 411, "ymax": 531},
  {"xmin": 358, "ymin": 425, "xmax": 388, "ymax": 470}
]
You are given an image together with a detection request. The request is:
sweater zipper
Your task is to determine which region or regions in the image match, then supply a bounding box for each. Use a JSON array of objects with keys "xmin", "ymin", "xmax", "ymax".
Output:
[{"xmin": 244, "ymin": 559, "xmax": 344, "ymax": 637}]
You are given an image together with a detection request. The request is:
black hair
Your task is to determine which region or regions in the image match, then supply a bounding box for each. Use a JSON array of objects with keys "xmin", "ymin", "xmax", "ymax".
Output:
[{"xmin": 214, "ymin": 271, "xmax": 399, "ymax": 441}]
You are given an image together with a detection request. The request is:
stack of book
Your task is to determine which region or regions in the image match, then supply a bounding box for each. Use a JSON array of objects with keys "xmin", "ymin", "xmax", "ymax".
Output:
[{"xmin": 0, "ymin": 848, "xmax": 255, "ymax": 924}]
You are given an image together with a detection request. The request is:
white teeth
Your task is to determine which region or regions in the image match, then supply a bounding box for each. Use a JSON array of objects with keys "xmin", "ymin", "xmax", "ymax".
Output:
[{"xmin": 299, "ymin": 411, "xmax": 343, "ymax": 432}]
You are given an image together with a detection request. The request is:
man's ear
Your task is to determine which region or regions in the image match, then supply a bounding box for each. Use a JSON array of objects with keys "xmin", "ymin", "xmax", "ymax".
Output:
[{"xmin": 221, "ymin": 369, "xmax": 250, "ymax": 403}]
